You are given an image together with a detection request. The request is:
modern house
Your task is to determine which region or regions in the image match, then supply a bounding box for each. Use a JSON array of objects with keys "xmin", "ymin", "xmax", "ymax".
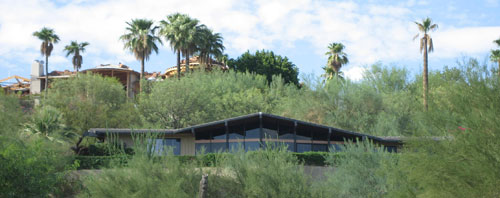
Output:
[{"xmin": 84, "ymin": 112, "xmax": 402, "ymax": 155}]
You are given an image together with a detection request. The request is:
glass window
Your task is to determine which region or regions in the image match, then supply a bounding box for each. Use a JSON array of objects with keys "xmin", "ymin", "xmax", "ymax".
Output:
[
  {"xmin": 245, "ymin": 141, "xmax": 260, "ymax": 151},
  {"xmin": 262, "ymin": 119, "xmax": 278, "ymax": 139},
  {"xmin": 151, "ymin": 138, "xmax": 181, "ymax": 155},
  {"xmin": 229, "ymin": 142, "xmax": 244, "ymax": 152},
  {"xmin": 385, "ymin": 146, "xmax": 397, "ymax": 153},
  {"xmin": 245, "ymin": 121, "xmax": 260, "ymax": 140},
  {"xmin": 296, "ymin": 125, "xmax": 312, "ymax": 140},
  {"xmin": 228, "ymin": 124, "xmax": 245, "ymax": 140},
  {"xmin": 211, "ymin": 127, "xmax": 227, "ymax": 140},
  {"xmin": 297, "ymin": 143, "xmax": 312, "ymax": 153},
  {"xmin": 211, "ymin": 143, "xmax": 226, "ymax": 153},
  {"xmin": 312, "ymin": 144, "xmax": 328, "ymax": 152},
  {"xmin": 196, "ymin": 143, "xmax": 211, "ymax": 154},
  {"xmin": 329, "ymin": 144, "xmax": 343, "ymax": 152},
  {"xmin": 313, "ymin": 129, "xmax": 329, "ymax": 141},
  {"xmin": 278, "ymin": 122, "xmax": 294, "ymax": 140}
]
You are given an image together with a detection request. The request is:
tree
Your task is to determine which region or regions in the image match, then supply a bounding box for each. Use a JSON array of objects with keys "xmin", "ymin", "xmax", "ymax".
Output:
[
  {"xmin": 63, "ymin": 41, "xmax": 89, "ymax": 73},
  {"xmin": 33, "ymin": 27, "xmax": 60, "ymax": 96},
  {"xmin": 228, "ymin": 50, "xmax": 299, "ymax": 86},
  {"xmin": 321, "ymin": 66, "xmax": 344, "ymax": 82},
  {"xmin": 120, "ymin": 18, "xmax": 162, "ymax": 88},
  {"xmin": 160, "ymin": 13, "xmax": 198, "ymax": 79},
  {"xmin": 414, "ymin": 17, "xmax": 438, "ymax": 110},
  {"xmin": 491, "ymin": 37, "xmax": 500, "ymax": 76},
  {"xmin": 196, "ymin": 26, "xmax": 225, "ymax": 67},
  {"xmin": 325, "ymin": 42, "xmax": 348, "ymax": 79}
]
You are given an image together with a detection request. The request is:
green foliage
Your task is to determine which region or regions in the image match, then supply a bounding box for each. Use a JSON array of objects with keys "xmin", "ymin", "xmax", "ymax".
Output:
[
  {"xmin": 43, "ymin": 73, "xmax": 139, "ymax": 134},
  {"xmin": 0, "ymin": 91, "xmax": 24, "ymax": 135},
  {"xmin": 209, "ymin": 145, "xmax": 313, "ymax": 198},
  {"xmin": 23, "ymin": 105, "xmax": 78, "ymax": 141},
  {"xmin": 228, "ymin": 50, "xmax": 300, "ymax": 85},
  {"xmin": 139, "ymin": 70, "xmax": 283, "ymax": 128},
  {"xmin": 317, "ymin": 141, "xmax": 401, "ymax": 198},
  {"xmin": 0, "ymin": 134, "xmax": 76, "ymax": 197}
]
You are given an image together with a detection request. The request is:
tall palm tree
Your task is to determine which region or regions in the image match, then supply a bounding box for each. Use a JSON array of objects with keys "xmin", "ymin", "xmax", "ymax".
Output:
[
  {"xmin": 414, "ymin": 17, "xmax": 438, "ymax": 111},
  {"xmin": 321, "ymin": 66, "xmax": 344, "ymax": 82},
  {"xmin": 64, "ymin": 41, "xmax": 89, "ymax": 74},
  {"xmin": 325, "ymin": 43, "xmax": 348, "ymax": 79},
  {"xmin": 120, "ymin": 19, "xmax": 162, "ymax": 90},
  {"xmin": 196, "ymin": 26, "xmax": 225, "ymax": 67},
  {"xmin": 160, "ymin": 14, "xmax": 183, "ymax": 80},
  {"xmin": 33, "ymin": 27, "xmax": 60, "ymax": 95}
]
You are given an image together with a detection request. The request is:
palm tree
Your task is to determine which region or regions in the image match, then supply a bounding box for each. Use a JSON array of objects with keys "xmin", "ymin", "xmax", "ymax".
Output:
[
  {"xmin": 160, "ymin": 13, "xmax": 183, "ymax": 79},
  {"xmin": 33, "ymin": 27, "xmax": 60, "ymax": 95},
  {"xmin": 196, "ymin": 26, "xmax": 225, "ymax": 67},
  {"xmin": 160, "ymin": 13, "xmax": 199, "ymax": 79},
  {"xmin": 414, "ymin": 17, "xmax": 438, "ymax": 111},
  {"xmin": 120, "ymin": 19, "xmax": 162, "ymax": 88},
  {"xmin": 64, "ymin": 41, "xmax": 89, "ymax": 74},
  {"xmin": 321, "ymin": 66, "xmax": 344, "ymax": 82},
  {"xmin": 325, "ymin": 43, "xmax": 348, "ymax": 79}
]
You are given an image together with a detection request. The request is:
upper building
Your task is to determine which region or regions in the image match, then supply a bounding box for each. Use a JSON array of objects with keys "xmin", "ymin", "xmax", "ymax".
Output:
[
  {"xmin": 30, "ymin": 61, "xmax": 140, "ymax": 98},
  {"xmin": 162, "ymin": 56, "xmax": 228, "ymax": 78}
]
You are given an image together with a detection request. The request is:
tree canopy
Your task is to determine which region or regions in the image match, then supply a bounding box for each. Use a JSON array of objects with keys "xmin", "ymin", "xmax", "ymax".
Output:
[{"xmin": 227, "ymin": 50, "xmax": 299, "ymax": 86}]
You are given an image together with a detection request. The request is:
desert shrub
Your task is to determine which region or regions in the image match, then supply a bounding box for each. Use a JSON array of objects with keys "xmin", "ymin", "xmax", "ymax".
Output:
[
  {"xmin": 138, "ymin": 70, "xmax": 286, "ymax": 128},
  {"xmin": 0, "ymin": 135, "xmax": 76, "ymax": 197},
  {"xmin": 78, "ymin": 135, "xmax": 203, "ymax": 198},
  {"xmin": 43, "ymin": 73, "xmax": 139, "ymax": 134},
  {"xmin": 0, "ymin": 91, "xmax": 24, "ymax": 134},
  {"xmin": 209, "ymin": 144, "xmax": 313, "ymax": 198},
  {"xmin": 316, "ymin": 140, "xmax": 400, "ymax": 198}
]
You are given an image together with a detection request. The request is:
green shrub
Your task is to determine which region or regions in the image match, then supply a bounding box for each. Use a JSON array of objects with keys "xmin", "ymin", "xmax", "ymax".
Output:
[{"xmin": 43, "ymin": 73, "xmax": 139, "ymax": 135}]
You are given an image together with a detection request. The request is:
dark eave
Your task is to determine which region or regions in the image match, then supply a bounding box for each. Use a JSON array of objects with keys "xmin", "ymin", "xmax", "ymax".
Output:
[{"xmin": 85, "ymin": 112, "xmax": 402, "ymax": 144}]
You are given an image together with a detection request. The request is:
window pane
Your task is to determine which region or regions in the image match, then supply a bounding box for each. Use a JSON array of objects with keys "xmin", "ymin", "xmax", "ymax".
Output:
[
  {"xmin": 312, "ymin": 144, "xmax": 328, "ymax": 152},
  {"xmin": 313, "ymin": 129, "xmax": 329, "ymax": 141},
  {"xmin": 151, "ymin": 138, "xmax": 180, "ymax": 155},
  {"xmin": 228, "ymin": 124, "xmax": 245, "ymax": 140},
  {"xmin": 329, "ymin": 144, "xmax": 343, "ymax": 152},
  {"xmin": 211, "ymin": 127, "xmax": 227, "ymax": 140},
  {"xmin": 245, "ymin": 141, "xmax": 260, "ymax": 151},
  {"xmin": 196, "ymin": 143, "xmax": 211, "ymax": 154},
  {"xmin": 211, "ymin": 143, "xmax": 226, "ymax": 153},
  {"xmin": 297, "ymin": 143, "xmax": 311, "ymax": 153},
  {"xmin": 245, "ymin": 121, "xmax": 260, "ymax": 140},
  {"xmin": 278, "ymin": 122, "xmax": 294, "ymax": 140},
  {"xmin": 296, "ymin": 125, "xmax": 312, "ymax": 140},
  {"xmin": 229, "ymin": 142, "xmax": 244, "ymax": 152},
  {"xmin": 262, "ymin": 128, "xmax": 278, "ymax": 140},
  {"xmin": 262, "ymin": 119, "xmax": 278, "ymax": 139}
]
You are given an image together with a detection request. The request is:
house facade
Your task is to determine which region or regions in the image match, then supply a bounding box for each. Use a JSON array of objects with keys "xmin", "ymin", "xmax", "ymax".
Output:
[{"xmin": 84, "ymin": 112, "xmax": 402, "ymax": 155}]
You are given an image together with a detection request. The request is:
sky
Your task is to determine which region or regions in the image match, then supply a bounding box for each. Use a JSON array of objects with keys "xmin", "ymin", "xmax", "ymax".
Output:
[{"xmin": 1, "ymin": 0, "xmax": 500, "ymax": 83}]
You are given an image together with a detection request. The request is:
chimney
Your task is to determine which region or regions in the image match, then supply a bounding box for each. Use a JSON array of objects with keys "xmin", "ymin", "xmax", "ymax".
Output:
[{"xmin": 30, "ymin": 60, "xmax": 44, "ymax": 94}]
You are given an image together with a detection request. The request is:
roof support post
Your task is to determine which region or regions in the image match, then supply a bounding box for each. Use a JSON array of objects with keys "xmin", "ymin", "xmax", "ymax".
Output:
[
  {"xmin": 328, "ymin": 128, "xmax": 332, "ymax": 151},
  {"xmin": 293, "ymin": 121, "xmax": 297, "ymax": 152},
  {"xmin": 259, "ymin": 113, "xmax": 263, "ymax": 149},
  {"xmin": 225, "ymin": 121, "xmax": 229, "ymax": 152}
]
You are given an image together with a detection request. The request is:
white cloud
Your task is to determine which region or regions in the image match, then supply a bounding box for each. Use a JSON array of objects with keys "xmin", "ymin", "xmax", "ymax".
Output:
[{"xmin": 343, "ymin": 66, "xmax": 367, "ymax": 81}]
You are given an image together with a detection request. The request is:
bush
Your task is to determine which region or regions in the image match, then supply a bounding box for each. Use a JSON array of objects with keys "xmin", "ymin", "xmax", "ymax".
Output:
[
  {"xmin": 43, "ymin": 73, "xmax": 139, "ymax": 135},
  {"xmin": 0, "ymin": 135, "xmax": 76, "ymax": 197}
]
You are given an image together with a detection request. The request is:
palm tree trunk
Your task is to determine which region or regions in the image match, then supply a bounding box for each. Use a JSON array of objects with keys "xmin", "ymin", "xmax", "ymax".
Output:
[
  {"xmin": 45, "ymin": 55, "xmax": 49, "ymax": 97},
  {"xmin": 186, "ymin": 51, "xmax": 190, "ymax": 72},
  {"xmin": 140, "ymin": 55, "xmax": 145, "ymax": 93},
  {"xmin": 177, "ymin": 49, "xmax": 181, "ymax": 80},
  {"xmin": 423, "ymin": 36, "xmax": 429, "ymax": 111}
]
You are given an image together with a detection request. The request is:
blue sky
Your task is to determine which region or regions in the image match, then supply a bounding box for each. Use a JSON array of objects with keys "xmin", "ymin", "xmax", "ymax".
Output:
[{"xmin": 1, "ymin": 0, "xmax": 500, "ymax": 82}]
